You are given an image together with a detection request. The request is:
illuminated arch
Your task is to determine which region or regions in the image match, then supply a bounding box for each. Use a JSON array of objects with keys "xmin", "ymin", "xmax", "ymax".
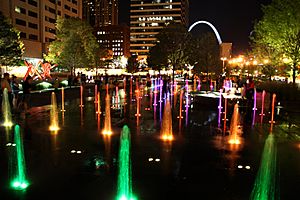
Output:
[{"xmin": 188, "ymin": 21, "xmax": 222, "ymax": 45}]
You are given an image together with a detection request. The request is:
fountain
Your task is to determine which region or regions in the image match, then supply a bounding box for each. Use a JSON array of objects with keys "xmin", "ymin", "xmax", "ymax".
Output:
[
  {"xmin": 218, "ymin": 89, "xmax": 222, "ymax": 127},
  {"xmin": 11, "ymin": 125, "xmax": 29, "ymax": 190},
  {"xmin": 79, "ymin": 85, "xmax": 84, "ymax": 107},
  {"xmin": 177, "ymin": 90, "xmax": 183, "ymax": 119},
  {"xmin": 116, "ymin": 125, "xmax": 136, "ymax": 200},
  {"xmin": 61, "ymin": 87, "xmax": 66, "ymax": 112},
  {"xmin": 252, "ymin": 88, "xmax": 257, "ymax": 126},
  {"xmin": 161, "ymin": 100, "xmax": 173, "ymax": 141},
  {"xmin": 135, "ymin": 90, "xmax": 141, "ymax": 117},
  {"xmin": 269, "ymin": 94, "xmax": 276, "ymax": 124},
  {"xmin": 2, "ymin": 88, "xmax": 13, "ymax": 127},
  {"xmin": 96, "ymin": 92, "xmax": 101, "ymax": 114},
  {"xmin": 250, "ymin": 134, "xmax": 278, "ymax": 200},
  {"xmin": 260, "ymin": 90, "xmax": 266, "ymax": 119},
  {"xmin": 94, "ymin": 84, "xmax": 98, "ymax": 103},
  {"xmin": 49, "ymin": 92, "xmax": 60, "ymax": 131},
  {"xmin": 102, "ymin": 94, "xmax": 112, "ymax": 135},
  {"xmin": 228, "ymin": 104, "xmax": 241, "ymax": 144}
]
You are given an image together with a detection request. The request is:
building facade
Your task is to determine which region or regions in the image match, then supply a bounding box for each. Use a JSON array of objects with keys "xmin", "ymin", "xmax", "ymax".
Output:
[
  {"xmin": 130, "ymin": 0, "xmax": 189, "ymax": 60},
  {"xmin": 95, "ymin": 24, "xmax": 130, "ymax": 58},
  {"xmin": 83, "ymin": 0, "xmax": 118, "ymax": 27},
  {"xmin": 0, "ymin": 0, "xmax": 82, "ymax": 62}
]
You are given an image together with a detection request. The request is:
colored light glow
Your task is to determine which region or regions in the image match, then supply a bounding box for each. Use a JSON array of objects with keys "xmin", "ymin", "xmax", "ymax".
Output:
[
  {"xmin": 162, "ymin": 134, "xmax": 174, "ymax": 141},
  {"xmin": 102, "ymin": 130, "xmax": 113, "ymax": 136},
  {"xmin": 228, "ymin": 138, "xmax": 241, "ymax": 145},
  {"xmin": 49, "ymin": 92, "xmax": 60, "ymax": 131},
  {"xmin": 3, "ymin": 121, "xmax": 13, "ymax": 127},
  {"xmin": 103, "ymin": 94, "xmax": 112, "ymax": 135},
  {"xmin": 11, "ymin": 181, "xmax": 29, "ymax": 190},
  {"xmin": 116, "ymin": 126, "xmax": 137, "ymax": 200},
  {"xmin": 161, "ymin": 100, "xmax": 173, "ymax": 141},
  {"xmin": 49, "ymin": 125, "xmax": 60, "ymax": 131},
  {"xmin": 11, "ymin": 125, "xmax": 29, "ymax": 190},
  {"xmin": 2, "ymin": 88, "xmax": 13, "ymax": 127},
  {"xmin": 250, "ymin": 135, "xmax": 277, "ymax": 199}
]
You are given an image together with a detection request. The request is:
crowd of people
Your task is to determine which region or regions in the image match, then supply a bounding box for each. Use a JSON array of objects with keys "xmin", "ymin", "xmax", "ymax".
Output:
[{"xmin": 0, "ymin": 73, "xmax": 33, "ymax": 115}]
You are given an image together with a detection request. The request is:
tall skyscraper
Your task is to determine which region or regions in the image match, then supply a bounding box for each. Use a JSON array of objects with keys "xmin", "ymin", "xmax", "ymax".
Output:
[
  {"xmin": 0, "ymin": 0, "xmax": 82, "ymax": 61},
  {"xmin": 83, "ymin": 0, "xmax": 118, "ymax": 27},
  {"xmin": 130, "ymin": 0, "xmax": 189, "ymax": 60}
]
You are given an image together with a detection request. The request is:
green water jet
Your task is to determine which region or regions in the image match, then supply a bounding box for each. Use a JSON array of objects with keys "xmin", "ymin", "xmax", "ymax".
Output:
[
  {"xmin": 250, "ymin": 134, "xmax": 278, "ymax": 200},
  {"xmin": 116, "ymin": 125, "xmax": 137, "ymax": 200},
  {"xmin": 11, "ymin": 125, "xmax": 29, "ymax": 190}
]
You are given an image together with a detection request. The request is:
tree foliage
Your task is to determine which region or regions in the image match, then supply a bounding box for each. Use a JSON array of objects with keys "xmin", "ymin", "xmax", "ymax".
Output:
[
  {"xmin": 252, "ymin": 0, "xmax": 300, "ymax": 83},
  {"xmin": 150, "ymin": 22, "xmax": 191, "ymax": 72},
  {"xmin": 127, "ymin": 55, "xmax": 139, "ymax": 73},
  {"xmin": 147, "ymin": 43, "xmax": 168, "ymax": 72},
  {"xmin": 188, "ymin": 32, "xmax": 220, "ymax": 76},
  {"xmin": 45, "ymin": 17, "xmax": 99, "ymax": 75},
  {"xmin": 0, "ymin": 11, "xmax": 24, "ymax": 66}
]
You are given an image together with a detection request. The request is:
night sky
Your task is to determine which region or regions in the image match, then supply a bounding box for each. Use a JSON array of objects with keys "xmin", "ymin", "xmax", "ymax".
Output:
[{"xmin": 118, "ymin": 0, "xmax": 273, "ymax": 55}]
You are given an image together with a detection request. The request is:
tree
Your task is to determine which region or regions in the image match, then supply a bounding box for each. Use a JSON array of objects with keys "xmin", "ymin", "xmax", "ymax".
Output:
[
  {"xmin": 45, "ymin": 17, "xmax": 99, "ymax": 75},
  {"xmin": 151, "ymin": 22, "xmax": 191, "ymax": 81},
  {"xmin": 127, "ymin": 55, "xmax": 139, "ymax": 74},
  {"xmin": 0, "ymin": 11, "xmax": 24, "ymax": 66},
  {"xmin": 147, "ymin": 43, "xmax": 168, "ymax": 73},
  {"xmin": 188, "ymin": 32, "xmax": 220, "ymax": 77},
  {"xmin": 252, "ymin": 0, "xmax": 300, "ymax": 84}
]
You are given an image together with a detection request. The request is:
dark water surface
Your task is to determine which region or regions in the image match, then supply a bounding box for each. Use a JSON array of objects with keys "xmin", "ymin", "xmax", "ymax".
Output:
[{"xmin": 0, "ymin": 86, "xmax": 299, "ymax": 200}]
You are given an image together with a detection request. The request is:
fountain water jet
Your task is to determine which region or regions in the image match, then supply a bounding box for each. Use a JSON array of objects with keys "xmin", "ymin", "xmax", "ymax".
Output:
[
  {"xmin": 161, "ymin": 100, "xmax": 173, "ymax": 141},
  {"xmin": 177, "ymin": 90, "xmax": 183, "ymax": 119},
  {"xmin": 228, "ymin": 104, "xmax": 241, "ymax": 144},
  {"xmin": 61, "ymin": 87, "xmax": 66, "ymax": 112},
  {"xmin": 116, "ymin": 125, "xmax": 137, "ymax": 200},
  {"xmin": 2, "ymin": 88, "xmax": 13, "ymax": 127},
  {"xmin": 135, "ymin": 90, "xmax": 141, "ymax": 117},
  {"xmin": 250, "ymin": 134, "xmax": 278, "ymax": 200},
  {"xmin": 96, "ymin": 92, "xmax": 101, "ymax": 114},
  {"xmin": 79, "ymin": 85, "xmax": 84, "ymax": 107},
  {"xmin": 11, "ymin": 125, "xmax": 29, "ymax": 190},
  {"xmin": 102, "ymin": 94, "xmax": 112, "ymax": 135},
  {"xmin": 49, "ymin": 92, "xmax": 60, "ymax": 131}
]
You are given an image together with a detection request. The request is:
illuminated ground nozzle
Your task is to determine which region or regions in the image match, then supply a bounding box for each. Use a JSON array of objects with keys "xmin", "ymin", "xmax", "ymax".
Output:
[
  {"xmin": 228, "ymin": 138, "xmax": 241, "ymax": 145},
  {"xmin": 102, "ymin": 130, "xmax": 113, "ymax": 136},
  {"xmin": 162, "ymin": 134, "xmax": 174, "ymax": 141}
]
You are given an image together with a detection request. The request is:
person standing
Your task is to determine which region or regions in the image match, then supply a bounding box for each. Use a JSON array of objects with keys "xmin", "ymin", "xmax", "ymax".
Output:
[
  {"xmin": 21, "ymin": 75, "xmax": 33, "ymax": 115},
  {"xmin": 11, "ymin": 75, "xmax": 20, "ymax": 111}
]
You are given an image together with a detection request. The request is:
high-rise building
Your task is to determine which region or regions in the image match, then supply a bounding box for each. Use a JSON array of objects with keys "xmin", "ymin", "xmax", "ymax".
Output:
[
  {"xmin": 95, "ymin": 24, "xmax": 130, "ymax": 58},
  {"xmin": 0, "ymin": 0, "xmax": 82, "ymax": 62},
  {"xmin": 83, "ymin": 0, "xmax": 118, "ymax": 27},
  {"xmin": 130, "ymin": 0, "xmax": 189, "ymax": 60}
]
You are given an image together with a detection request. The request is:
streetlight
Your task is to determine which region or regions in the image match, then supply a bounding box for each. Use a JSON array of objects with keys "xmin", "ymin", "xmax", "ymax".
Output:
[{"xmin": 221, "ymin": 57, "xmax": 227, "ymax": 73}]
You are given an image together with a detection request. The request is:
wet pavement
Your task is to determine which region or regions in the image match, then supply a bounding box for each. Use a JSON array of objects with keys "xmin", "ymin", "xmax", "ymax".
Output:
[{"xmin": 0, "ymin": 85, "xmax": 299, "ymax": 200}]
